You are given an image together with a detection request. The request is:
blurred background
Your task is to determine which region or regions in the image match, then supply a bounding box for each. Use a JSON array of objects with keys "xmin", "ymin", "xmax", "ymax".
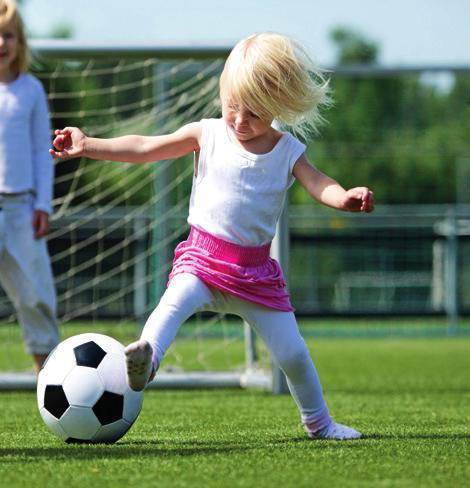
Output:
[{"xmin": 21, "ymin": 0, "xmax": 470, "ymax": 67}]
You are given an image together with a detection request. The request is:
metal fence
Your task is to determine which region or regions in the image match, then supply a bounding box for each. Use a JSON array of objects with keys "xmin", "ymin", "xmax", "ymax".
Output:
[
  {"xmin": 1, "ymin": 204, "xmax": 468, "ymax": 322},
  {"xmin": 289, "ymin": 204, "xmax": 469, "ymax": 324}
]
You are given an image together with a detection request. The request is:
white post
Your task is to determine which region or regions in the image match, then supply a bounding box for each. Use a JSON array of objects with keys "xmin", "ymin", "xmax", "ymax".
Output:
[
  {"xmin": 244, "ymin": 322, "xmax": 258, "ymax": 370},
  {"xmin": 150, "ymin": 61, "xmax": 172, "ymax": 308},
  {"xmin": 133, "ymin": 216, "xmax": 148, "ymax": 323},
  {"xmin": 270, "ymin": 202, "xmax": 290, "ymax": 394},
  {"xmin": 444, "ymin": 207, "xmax": 459, "ymax": 334}
]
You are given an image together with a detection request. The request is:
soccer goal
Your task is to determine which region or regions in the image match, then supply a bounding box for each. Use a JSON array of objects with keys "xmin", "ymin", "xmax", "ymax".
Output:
[{"xmin": 0, "ymin": 41, "xmax": 288, "ymax": 393}]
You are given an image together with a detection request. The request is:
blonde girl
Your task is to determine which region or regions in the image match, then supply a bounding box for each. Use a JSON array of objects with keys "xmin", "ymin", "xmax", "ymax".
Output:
[
  {"xmin": 0, "ymin": 0, "xmax": 59, "ymax": 373},
  {"xmin": 51, "ymin": 32, "xmax": 374, "ymax": 440}
]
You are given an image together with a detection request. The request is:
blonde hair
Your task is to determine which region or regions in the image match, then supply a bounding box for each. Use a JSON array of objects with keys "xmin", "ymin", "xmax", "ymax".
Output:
[
  {"xmin": 0, "ymin": 0, "xmax": 28, "ymax": 74},
  {"xmin": 219, "ymin": 32, "xmax": 331, "ymax": 139}
]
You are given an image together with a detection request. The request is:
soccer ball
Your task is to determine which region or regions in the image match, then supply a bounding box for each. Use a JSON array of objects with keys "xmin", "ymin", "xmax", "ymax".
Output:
[{"xmin": 37, "ymin": 333, "xmax": 144, "ymax": 443}]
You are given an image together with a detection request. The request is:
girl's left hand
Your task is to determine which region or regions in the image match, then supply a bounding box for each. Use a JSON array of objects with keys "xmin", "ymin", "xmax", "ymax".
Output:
[
  {"xmin": 343, "ymin": 187, "xmax": 374, "ymax": 213},
  {"xmin": 32, "ymin": 210, "xmax": 49, "ymax": 239}
]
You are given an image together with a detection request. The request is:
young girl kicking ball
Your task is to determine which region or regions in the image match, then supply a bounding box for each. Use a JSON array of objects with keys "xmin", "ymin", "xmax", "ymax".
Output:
[{"xmin": 50, "ymin": 32, "xmax": 374, "ymax": 440}]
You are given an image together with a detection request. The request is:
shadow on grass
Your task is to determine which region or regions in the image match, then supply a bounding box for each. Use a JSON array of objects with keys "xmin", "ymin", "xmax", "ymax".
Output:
[
  {"xmin": 0, "ymin": 443, "xmax": 247, "ymax": 462},
  {"xmin": 9, "ymin": 431, "xmax": 465, "ymax": 462},
  {"xmin": 364, "ymin": 432, "xmax": 470, "ymax": 440},
  {"xmin": 0, "ymin": 434, "xmax": 366, "ymax": 462}
]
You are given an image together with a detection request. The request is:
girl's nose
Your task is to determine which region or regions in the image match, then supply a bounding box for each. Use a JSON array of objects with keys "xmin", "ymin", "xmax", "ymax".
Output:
[{"xmin": 235, "ymin": 112, "xmax": 246, "ymax": 125}]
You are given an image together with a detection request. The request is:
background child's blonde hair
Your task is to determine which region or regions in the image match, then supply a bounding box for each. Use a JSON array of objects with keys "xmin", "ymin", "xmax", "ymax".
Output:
[
  {"xmin": 220, "ymin": 32, "xmax": 331, "ymax": 139},
  {"xmin": 0, "ymin": 0, "xmax": 28, "ymax": 73}
]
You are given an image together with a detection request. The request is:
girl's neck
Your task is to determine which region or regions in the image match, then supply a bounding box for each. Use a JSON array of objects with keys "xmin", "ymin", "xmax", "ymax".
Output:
[
  {"xmin": 227, "ymin": 126, "xmax": 283, "ymax": 155},
  {"xmin": 0, "ymin": 67, "xmax": 19, "ymax": 83}
]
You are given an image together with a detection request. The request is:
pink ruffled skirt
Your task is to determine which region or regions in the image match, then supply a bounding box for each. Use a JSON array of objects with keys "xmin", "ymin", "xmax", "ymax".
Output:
[{"xmin": 168, "ymin": 226, "xmax": 294, "ymax": 311}]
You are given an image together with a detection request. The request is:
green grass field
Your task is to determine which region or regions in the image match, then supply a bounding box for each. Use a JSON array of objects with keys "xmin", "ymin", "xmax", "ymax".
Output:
[{"xmin": 0, "ymin": 320, "xmax": 469, "ymax": 487}]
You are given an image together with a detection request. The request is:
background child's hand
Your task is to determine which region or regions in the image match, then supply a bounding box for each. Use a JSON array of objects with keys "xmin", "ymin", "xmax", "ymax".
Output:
[
  {"xmin": 49, "ymin": 127, "xmax": 86, "ymax": 159},
  {"xmin": 342, "ymin": 187, "xmax": 374, "ymax": 213},
  {"xmin": 32, "ymin": 210, "xmax": 49, "ymax": 239}
]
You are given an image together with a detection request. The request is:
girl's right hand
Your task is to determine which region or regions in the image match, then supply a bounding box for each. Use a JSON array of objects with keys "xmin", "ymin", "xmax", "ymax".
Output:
[{"xmin": 49, "ymin": 127, "xmax": 87, "ymax": 159}]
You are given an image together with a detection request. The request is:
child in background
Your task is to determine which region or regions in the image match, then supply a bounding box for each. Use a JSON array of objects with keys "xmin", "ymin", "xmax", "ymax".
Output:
[
  {"xmin": 0, "ymin": 0, "xmax": 59, "ymax": 373},
  {"xmin": 50, "ymin": 32, "xmax": 374, "ymax": 440}
]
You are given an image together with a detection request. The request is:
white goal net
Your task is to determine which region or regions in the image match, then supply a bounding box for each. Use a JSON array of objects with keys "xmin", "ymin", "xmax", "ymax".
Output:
[{"xmin": 0, "ymin": 42, "xmax": 279, "ymax": 391}]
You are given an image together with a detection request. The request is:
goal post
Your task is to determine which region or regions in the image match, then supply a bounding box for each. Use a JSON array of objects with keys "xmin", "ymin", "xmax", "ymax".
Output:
[{"xmin": 0, "ymin": 40, "xmax": 287, "ymax": 392}]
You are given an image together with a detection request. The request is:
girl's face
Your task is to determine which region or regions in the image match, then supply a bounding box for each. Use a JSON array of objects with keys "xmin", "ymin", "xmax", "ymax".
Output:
[
  {"xmin": 222, "ymin": 99, "xmax": 273, "ymax": 143},
  {"xmin": 0, "ymin": 19, "xmax": 19, "ymax": 77}
]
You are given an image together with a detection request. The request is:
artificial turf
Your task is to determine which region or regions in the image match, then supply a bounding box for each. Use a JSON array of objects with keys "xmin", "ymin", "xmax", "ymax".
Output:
[{"xmin": 0, "ymin": 333, "xmax": 469, "ymax": 488}]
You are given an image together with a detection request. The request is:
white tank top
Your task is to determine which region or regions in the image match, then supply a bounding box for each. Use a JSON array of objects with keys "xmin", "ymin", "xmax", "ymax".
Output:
[{"xmin": 187, "ymin": 118, "xmax": 306, "ymax": 246}]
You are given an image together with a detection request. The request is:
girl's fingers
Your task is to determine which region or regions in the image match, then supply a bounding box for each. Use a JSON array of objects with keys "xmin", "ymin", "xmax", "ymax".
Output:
[
  {"xmin": 49, "ymin": 148, "xmax": 70, "ymax": 159},
  {"xmin": 362, "ymin": 191, "xmax": 374, "ymax": 212},
  {"xmin": 346, "ymin": 187, "xmax": 374, "ymax": 213},
  {"xmin": 52, "ymin": 136, "xmax": 64, "ymax": 149}
]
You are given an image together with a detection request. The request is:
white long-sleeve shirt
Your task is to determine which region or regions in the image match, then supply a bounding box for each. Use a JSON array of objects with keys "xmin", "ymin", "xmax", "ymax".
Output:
[{"xmin": 0, "ymin": 73, "xmax": 54, "ymax": 214}]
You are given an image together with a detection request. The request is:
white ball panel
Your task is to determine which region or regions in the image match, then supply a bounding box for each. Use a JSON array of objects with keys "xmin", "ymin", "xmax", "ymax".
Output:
[
  {"xmin": 97, "ymin": 352, "xmax": 127, "ymax": 394},
  {"xmin": 39, "ymin": 345, "xmax": 77, "ymax": 384},
  {"xmin": 93, "ymin": 419, "xmax": 131, "ymax": 443},
  {"xmin": 39, "ymin": 407, "xmax": 69, "ymax": 441},
  {"xmin": 37, "ymin": 372, "xmax": 46, "ymax": 410},
  {"xmin": 123, "ymin": 389, "xmax": 144, "ymax": 423},
  {"xmin": 63, "ymin": 367, "xmax": 104, "ymax": 406},
  {"xmin": 60, "ymin": 406, "xmax": 101, "ymax": 440}
]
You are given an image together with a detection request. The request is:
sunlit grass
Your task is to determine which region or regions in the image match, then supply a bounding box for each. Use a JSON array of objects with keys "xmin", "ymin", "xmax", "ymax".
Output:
[{"xmin": 1, "ymin": 334, "xmax": 469, "ymax": 488}]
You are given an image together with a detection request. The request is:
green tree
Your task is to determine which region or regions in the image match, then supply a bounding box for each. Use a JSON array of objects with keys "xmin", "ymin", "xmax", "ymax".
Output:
[
  {"xmin": 292, "ymin": 27, "xmax": 470, "ymax": 205},
  {"xmin": 330, "ymin": 28, "xmax": 378, "ymax": 64}
]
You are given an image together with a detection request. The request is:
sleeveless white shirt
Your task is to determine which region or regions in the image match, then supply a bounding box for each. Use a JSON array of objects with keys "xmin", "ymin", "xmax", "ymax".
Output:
[{"xmin": 187, "ymin": 118, "xmax": 306, "ymax": 246}]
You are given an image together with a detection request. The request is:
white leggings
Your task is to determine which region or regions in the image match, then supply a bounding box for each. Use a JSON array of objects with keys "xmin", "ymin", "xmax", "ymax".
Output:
[{"xmin": 141, "ymin": 272, "xmax": 329, "ymax": 423}]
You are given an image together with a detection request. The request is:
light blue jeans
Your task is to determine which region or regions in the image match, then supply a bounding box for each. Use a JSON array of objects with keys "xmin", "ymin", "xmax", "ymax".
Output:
[{"xmin": 0, "ymin": 193, "xmax": 59, "ymax": 354}]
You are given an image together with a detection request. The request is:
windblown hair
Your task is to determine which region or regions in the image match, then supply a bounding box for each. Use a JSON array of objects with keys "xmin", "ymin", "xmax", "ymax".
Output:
[
  {"xmin": 0, "ymin": 0, "xmax": 28, "ymax": 74},
  {"xmin": 219, "ymin": 32, "xmax": 331, "ymax": 139}
]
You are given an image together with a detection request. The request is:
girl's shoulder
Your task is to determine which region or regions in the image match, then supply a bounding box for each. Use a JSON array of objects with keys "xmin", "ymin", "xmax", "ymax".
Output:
[
  {"xmin": 285, "ymin": 131, "xmax": 306, "ymax": 149},
  {"xmin": 277, "ymin": 129, "xmax": 306, "ymax": 150},
  {"xmin": 15, "ymin": 72, "xmax": 37, "ymax": 85},
  {"xmin": 199, "ymin": 117, "xmax": 225, "ymax": 141},
  {"xmin": 12, "ymin": 73, "xmax": 46, "ymax": 95},
  {"xmin": 200, "ymin": 117, "xmax": 224, "ymax": 130}
]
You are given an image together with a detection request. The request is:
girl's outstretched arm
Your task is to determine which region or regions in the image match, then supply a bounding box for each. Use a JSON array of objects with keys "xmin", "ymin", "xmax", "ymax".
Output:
[
  {"xmin": 49, "ymin": 122, "xmax": 202, "ymax": 163},
  {"xmin": 293, "ymin": 154, "xmax": 374, "ymax": 213}
]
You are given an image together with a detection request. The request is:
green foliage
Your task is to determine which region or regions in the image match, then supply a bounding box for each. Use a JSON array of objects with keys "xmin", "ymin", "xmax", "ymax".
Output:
[
  {"xmin": 330, "ymin": 27, "xmax": 378, "ymax": 64},
  {"xmin": 291, "ymin": 28, "xmax": 470, "ymax": 205}
]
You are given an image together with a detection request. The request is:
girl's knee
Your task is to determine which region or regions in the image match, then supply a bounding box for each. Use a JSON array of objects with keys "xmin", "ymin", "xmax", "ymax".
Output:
[{"xmin": 277, "ymin": 343, "xmax": 312, "ymax": 375}]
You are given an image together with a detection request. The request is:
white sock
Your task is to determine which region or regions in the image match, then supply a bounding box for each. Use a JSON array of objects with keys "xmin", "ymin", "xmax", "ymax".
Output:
[
  {"xmin": 306, "ymin": 421, "xmax": 362, "ymax": 440},
  {"xmin": 125, "ymin": 339, "xmax": 154, "ymax": 391}
]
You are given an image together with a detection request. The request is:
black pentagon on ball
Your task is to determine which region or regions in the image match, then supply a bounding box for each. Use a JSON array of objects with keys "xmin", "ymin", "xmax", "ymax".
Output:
[
  {"xmin": 92, "ymin": 391, "xmax": 124, "ymax": 425},
  {"xmin": 73, "ymin": 341, "xmax": 107, "ymax": 368},
  {"xmin": 44, "ymin": 384, "xmax": 69, "ymax": 419}
]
